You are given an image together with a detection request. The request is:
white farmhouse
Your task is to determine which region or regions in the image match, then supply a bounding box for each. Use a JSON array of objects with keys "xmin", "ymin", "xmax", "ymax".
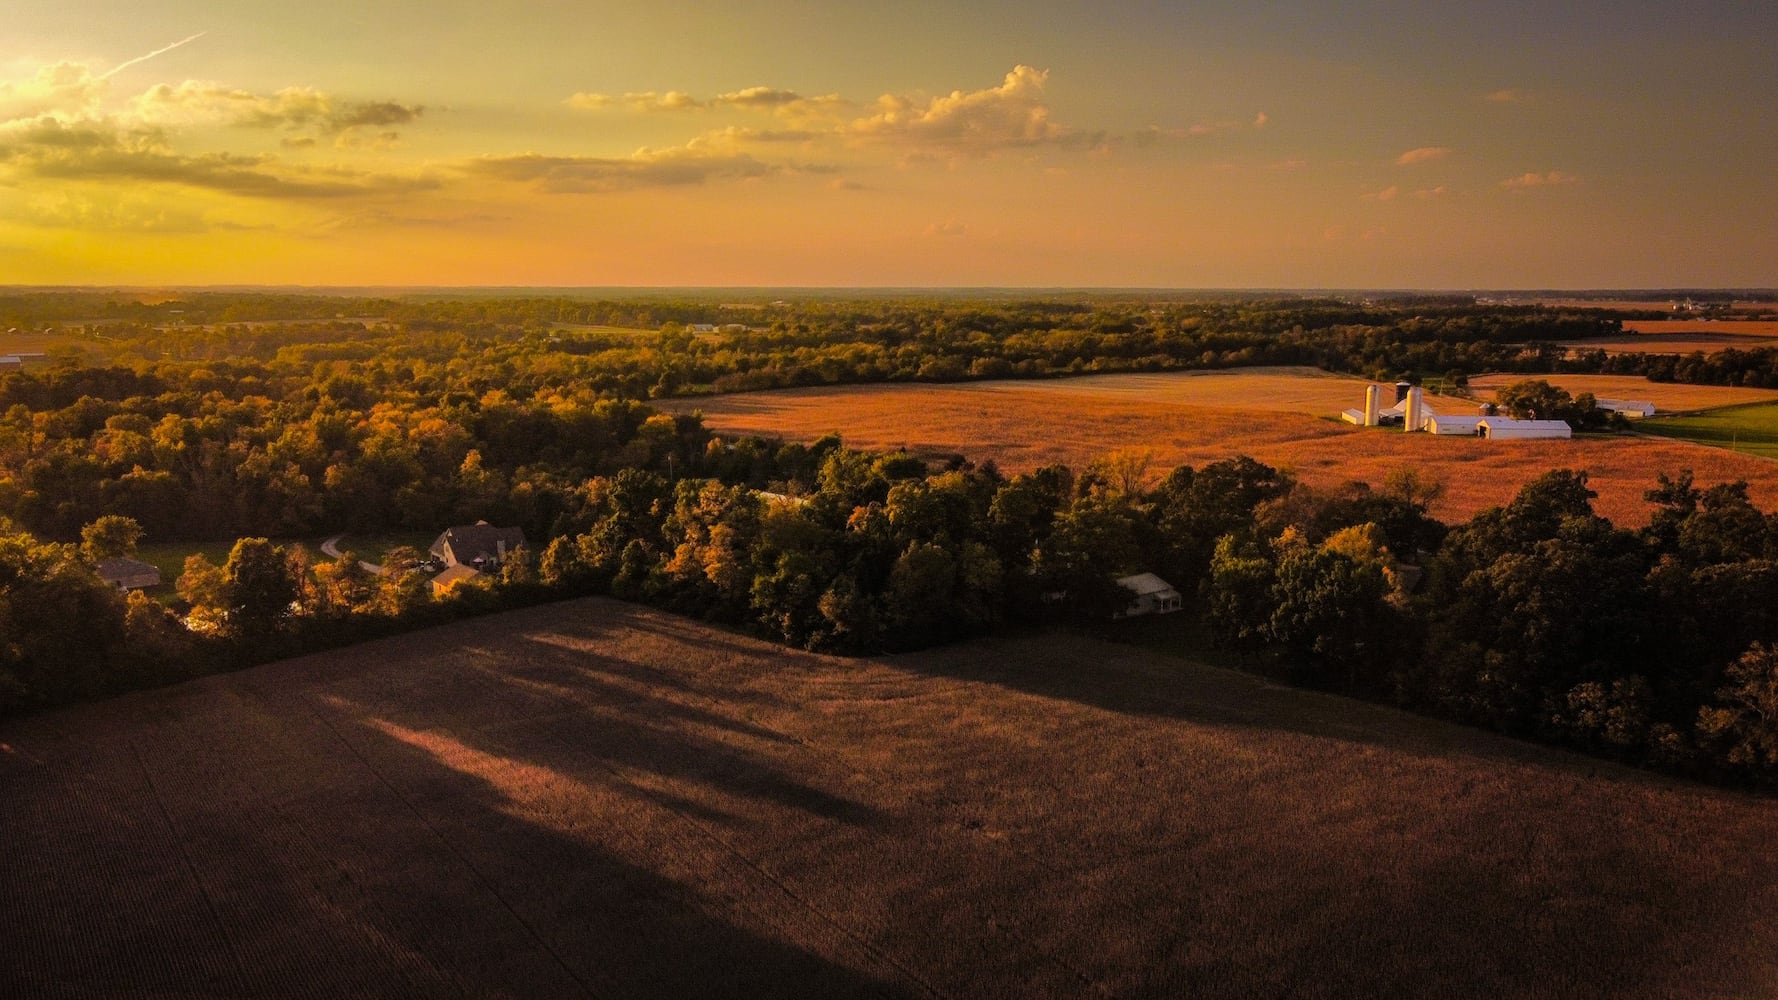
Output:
[{"xmin": 1115, "ymin": 573, "xmax": 1183, "ymax": 618}]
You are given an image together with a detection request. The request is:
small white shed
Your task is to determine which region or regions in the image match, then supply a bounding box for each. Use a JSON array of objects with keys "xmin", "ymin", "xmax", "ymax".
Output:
[{"xmin": 1115, "ymin": 573, "xmax": 1183, "ymax": 618}]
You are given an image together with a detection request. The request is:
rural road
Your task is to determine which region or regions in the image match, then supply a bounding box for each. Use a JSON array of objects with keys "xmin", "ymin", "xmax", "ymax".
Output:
[{"xmin": 320, "ymin": 534, "xmax": 384, "ymax": 574}]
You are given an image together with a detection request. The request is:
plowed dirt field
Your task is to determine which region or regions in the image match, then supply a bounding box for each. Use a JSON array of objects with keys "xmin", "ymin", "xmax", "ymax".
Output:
[{"xmin": 5, "ymin": 600, "xmax": 1778, "ymax": 998}]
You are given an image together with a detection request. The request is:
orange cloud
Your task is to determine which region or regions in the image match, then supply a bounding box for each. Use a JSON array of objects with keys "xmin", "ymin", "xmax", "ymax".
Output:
[
  {"xmin": 0, "ymin": 62, "xmax": 108, "ymax": 121},
  {"xmin": 0, "ymin": 116, "xmax": 437, "ymax": 200},
  {"xmin": 1395, "ymin": 146, "xmax": 1451, "ymax": 165},
  {"xmin": 849, "ymin": 66, "xmax": 1074, "ymax": 151},
  {"xmin": 564, "ymin": 90, "xmax": 704, "ymax": 112},
  {"xmin": 465, "ymin": 144, "xmax": 807, "ymax": 193},
  {"xmin": 1501, "ymin": 170, "xmax": 1578, "ymax": 189},
  {"xmin": 133, "ymin": 82, "xmax": 423, "ymax": 141}
]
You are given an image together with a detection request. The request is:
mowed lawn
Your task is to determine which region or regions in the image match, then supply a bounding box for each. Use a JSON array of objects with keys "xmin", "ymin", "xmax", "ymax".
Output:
[
  {"xmin": 5, "ymin": 599, "xmax": 1778, "ymax": 998},
  {"xmin": 1641, "ymin": 402, "xmax": 1778, "ymax": 459},
  {"xmin": 661, "ymin": 371, "xmax": 1778, "ymax": 524}
]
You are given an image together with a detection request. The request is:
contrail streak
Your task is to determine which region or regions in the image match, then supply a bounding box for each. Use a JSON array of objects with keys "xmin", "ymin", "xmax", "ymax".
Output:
[{"xmin": 99, "ymin": 32, "xmax": 206, "ymax": 80}]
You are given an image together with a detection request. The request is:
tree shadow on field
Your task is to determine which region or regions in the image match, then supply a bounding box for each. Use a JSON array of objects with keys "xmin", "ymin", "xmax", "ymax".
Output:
[
  {"xmin": 0, "ymin": 636, "xmax": 918, "ymax": 998},
  {"xmin": 886, "ymin": 625, "xmax": 1778, "ymax": 998},
  {"xmin": 309, "ymin": 705, "xmax": 918, "ymax": 998}
]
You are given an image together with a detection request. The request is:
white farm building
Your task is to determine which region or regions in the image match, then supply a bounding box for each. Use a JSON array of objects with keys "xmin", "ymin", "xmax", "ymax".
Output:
[
  {"xmin": 1477, "ymin": 418, "xmax": 1572, "ymax": 440},
  {"xmin": 1425, "ymin": 414, "xmax": 1484, "ymax": 436},
  {"xmin": 1341, "ymin": 383, "xmax": 1573, "ymax": 439},
  {"xmin": 1594, "ymin": 398, "xmax": 1656, "ymax": 418}
]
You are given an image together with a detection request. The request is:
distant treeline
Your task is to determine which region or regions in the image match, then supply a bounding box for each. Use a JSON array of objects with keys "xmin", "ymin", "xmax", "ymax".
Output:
[{"xmin": 19, "ymin": 293, "xmax": 1778, "ymax": 404}]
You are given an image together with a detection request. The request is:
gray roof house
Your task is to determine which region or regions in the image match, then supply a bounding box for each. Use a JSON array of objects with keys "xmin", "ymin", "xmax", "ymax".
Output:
[
  {"xmin": 429, "ymin": 521, "xmax": 526, "ymax": 569},
  {"xmin": 95, "ymin": 557, "xmax": 163, "ymax": 591}
]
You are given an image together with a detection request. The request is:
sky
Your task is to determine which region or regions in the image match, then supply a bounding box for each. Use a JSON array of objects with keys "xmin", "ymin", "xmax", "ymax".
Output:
[{"xmin": 2, "ymin": 1, "xmax": 1775, "ymax": 288}]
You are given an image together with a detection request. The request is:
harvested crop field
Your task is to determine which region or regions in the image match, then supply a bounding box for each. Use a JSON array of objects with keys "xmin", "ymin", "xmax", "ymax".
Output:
[
  {"xmin": 878, "ymin": 366, "xmax": 1474, "ymax": 416},
  {"xmin": 7, "ymin": 598, "xmax": 1778, "ymax": 998},
  {"xmin": 1622, "ymin": 320, "xmax": 1778, "ymax": 337},
  {"xmin": 1467, "ymin": 374, "xmax": 1778, "ymax": 414},
  {"xmin": 663, "ymin": 372, "xmax": 1778, "ymax": 524},
  {"xmin": 1560, "ymin": 320, "xmax": 1778, "ymax": 355}
]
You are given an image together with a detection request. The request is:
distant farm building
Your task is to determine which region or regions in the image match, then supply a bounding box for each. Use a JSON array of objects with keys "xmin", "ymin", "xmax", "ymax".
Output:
[
  {"xmin": 1342, "ymin": 383, "xmax": 1572, "ymax": 439},
  {"xmin": 1115, "ymin": 573, "xmax": 1183, "ymax": 618},
  {"xmin": 95, "ymin": 557, "xmax": 163, "ymax": 591},
  {"xmin": 1477, "ymin": 418, "xmax": 1573, "ymax": 440},
  {"xmin": 1595, "ymin": 398, "xmax": 1656, "ymax": 418},
  {"xmin": 429, "ymin": 521, "xmax": 526, "ymax": 570},
  {"xmin": 1425, "ymin": 414, "xmax": 1483, "ymax": 436},
  {"xmin": 0, "ymin": 352, "xmax": 47, "ymax": 370}
]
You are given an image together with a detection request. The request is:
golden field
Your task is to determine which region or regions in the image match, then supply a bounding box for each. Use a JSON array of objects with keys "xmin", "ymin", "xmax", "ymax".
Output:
[
  {"xmin": 1467, "ymin": 373, "xmax": 1778, "ymax": 413},
  {"xmin": 663, "ymin": 370, "xmax": 1778, "ymax": 525},
  {"xmin": 6, "ymin": 598, "xmax": 1778, "ymax": 998},
  {"xmin": 1534, "ymin": 299, "xmax": 1778, "ymax": 313},
  {"xmin": 1562, "ymin": 319, "xmax": 1778, "ymax": 355}
]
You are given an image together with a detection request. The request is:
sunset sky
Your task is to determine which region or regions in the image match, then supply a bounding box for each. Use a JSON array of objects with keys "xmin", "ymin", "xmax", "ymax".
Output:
[{"xmin": 4, "ymin": 1, "xmax": 1775, "ymax": 288}]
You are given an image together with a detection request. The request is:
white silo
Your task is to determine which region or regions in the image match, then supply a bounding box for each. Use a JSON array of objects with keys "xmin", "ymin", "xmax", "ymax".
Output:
[
  {"xmin": 1364, "ymin": 385, "xmax": 1381, "ymax": 426},
  {"xmin": 1404, "ymin": 386, "xmax": 1424, "ymax": 432}
]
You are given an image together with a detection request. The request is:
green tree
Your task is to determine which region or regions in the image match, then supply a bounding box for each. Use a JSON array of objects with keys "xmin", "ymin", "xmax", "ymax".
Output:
[
  {"xmin": 1205, "ymin": 532, "xmax": 1275, "ymax": 648},
  {"xmin": 1494, "ymin": 379, "xmax": 1573, "ymax": 420},
  {"xmin": 1697, "ymin": 643, "xmax": 1778, "ymax": 777},
  {"xmin": 222, "ymin": 537, "xmax": 300, "ymax": 637},
  {"xmin": 79, "ymin": 514, "xmax": 145, "ymax": 562}
]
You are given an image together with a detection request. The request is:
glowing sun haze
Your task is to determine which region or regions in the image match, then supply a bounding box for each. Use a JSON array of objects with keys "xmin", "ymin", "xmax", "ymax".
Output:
[{"xmin": 3, "ymin": 1, "xmax": 1774, "ymax": 287}]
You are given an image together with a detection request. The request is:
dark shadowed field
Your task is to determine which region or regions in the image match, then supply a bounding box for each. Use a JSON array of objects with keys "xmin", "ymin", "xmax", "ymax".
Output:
[{"xmin": 5, "ymin": 599, "xmax": 1778, "ymax": 998}]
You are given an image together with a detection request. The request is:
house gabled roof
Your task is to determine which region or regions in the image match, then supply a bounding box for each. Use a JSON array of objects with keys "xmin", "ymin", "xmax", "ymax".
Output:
[
  {"xmin": 95, "ymin": 557, "xmax": 162, "ymax": 588},
  {"xmin": 429, "ymin": 521, "xmax": 526, "ymax": 566},
  {"xmin": 1117, "ymin": 572, "xmax": 1179, "ymax": 597}
]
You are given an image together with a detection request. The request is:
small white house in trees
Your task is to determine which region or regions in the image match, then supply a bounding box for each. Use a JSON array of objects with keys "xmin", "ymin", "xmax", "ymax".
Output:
[{"xmin": 1115, "ymin": 573, "xmax": 1183, "ymax": 617}]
